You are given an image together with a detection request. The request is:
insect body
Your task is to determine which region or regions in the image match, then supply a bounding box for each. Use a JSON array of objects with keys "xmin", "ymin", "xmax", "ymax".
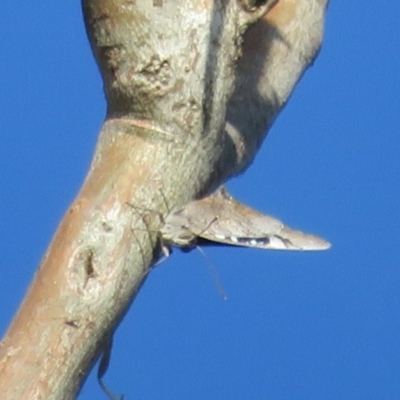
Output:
[{"xmin": 161, "ymin": 187, "xmax": 330, "ymax": 252}]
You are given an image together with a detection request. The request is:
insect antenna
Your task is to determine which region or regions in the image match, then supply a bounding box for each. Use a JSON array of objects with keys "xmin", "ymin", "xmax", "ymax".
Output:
[
  {"xmin": 195, "ymin": 245, "xmax": 227, "ymax": 300},
  {"xmin": 126, "ymin": 188, "xmax": 177, "ymax": 263},
  {"xmin": 125, "ymin": 201, "xmax": 165, "ymax": 265}
]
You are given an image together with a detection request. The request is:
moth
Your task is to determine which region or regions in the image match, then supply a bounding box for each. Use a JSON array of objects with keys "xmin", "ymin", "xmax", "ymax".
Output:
[{"xmin": 160, "ymin": 187, "xmax": 330, "ymax": 254}]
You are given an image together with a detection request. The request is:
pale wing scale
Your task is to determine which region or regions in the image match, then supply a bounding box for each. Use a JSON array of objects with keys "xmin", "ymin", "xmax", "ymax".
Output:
[{"xmin": 277, "ymin": 226, "xmax": 331, "ymax": 251}]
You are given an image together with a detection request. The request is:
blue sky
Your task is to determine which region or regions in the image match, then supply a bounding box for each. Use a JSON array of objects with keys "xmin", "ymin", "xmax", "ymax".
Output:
[{"xmin": 1, "ymin": 2, "xmax": 399, "ymax": 399}]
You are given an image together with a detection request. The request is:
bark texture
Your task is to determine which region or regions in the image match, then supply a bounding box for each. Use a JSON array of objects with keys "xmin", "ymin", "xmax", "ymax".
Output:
[{"xmin": 0, "ymin": 1, "xmax": 329, "ymax": 398}]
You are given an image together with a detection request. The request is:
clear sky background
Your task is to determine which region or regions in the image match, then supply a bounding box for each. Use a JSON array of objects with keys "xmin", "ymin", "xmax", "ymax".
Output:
[{"xmin": 1, "ymin": 2, "xmax": 399, "ymax": 400}]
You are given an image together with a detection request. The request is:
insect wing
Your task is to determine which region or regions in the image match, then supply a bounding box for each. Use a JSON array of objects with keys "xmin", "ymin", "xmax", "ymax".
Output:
[
  {"xmin": 198, "ymin": 215, "xmax": 330, "ymax": 251},
  {"xmin": 161, "ymin": 187, "xmax": 330, "ymax": 252},
  {"xmin": 189, "ymin": 188, "xmax": 331, "ymax": 251}
]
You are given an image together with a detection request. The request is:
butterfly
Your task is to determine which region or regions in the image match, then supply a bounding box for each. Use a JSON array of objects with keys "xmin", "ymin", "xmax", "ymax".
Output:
[{"xmin": 160, "ymin": 187, "xmax": 330, "ymax": 254}]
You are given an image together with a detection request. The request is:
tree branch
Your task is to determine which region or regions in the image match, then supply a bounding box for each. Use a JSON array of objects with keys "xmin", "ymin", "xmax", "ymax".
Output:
[{"xmin": 0, "ymin": 1, "xmax": 328, "ymax": 398}]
